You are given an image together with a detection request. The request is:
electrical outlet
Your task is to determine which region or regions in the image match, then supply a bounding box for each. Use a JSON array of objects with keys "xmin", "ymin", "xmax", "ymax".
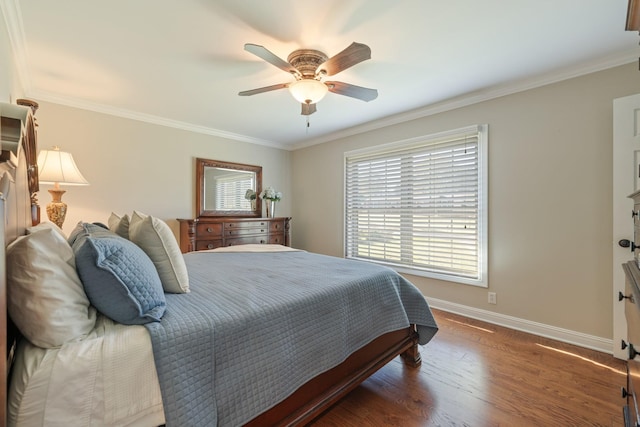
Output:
[{"xmin": 488, "ymin": 292, "xmax": 497, "ymax": 304}]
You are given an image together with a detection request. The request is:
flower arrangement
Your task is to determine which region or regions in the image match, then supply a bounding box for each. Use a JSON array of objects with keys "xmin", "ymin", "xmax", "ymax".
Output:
[
  {"xmin": 259, "ymin": 186, "xmax": 282, "ymax": 202},
  {"xmin": 245, "ymin": 189, "xmax": 257, "ymax": 201}
]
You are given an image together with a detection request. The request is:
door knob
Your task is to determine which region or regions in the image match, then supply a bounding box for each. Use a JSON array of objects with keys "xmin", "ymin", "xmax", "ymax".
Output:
[
  {"xmin": 620, "ymin": 291, "xmax": 632, "ymax": 301},
  {"xmin": 619, "ymin": 239, "xmax": 638, "ymax": 251}
]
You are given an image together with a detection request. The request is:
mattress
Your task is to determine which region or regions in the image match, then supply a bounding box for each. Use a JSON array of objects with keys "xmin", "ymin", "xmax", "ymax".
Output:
[{"xmin": 8, "ymin": 315, "xmax": 165, "ymax": 427}]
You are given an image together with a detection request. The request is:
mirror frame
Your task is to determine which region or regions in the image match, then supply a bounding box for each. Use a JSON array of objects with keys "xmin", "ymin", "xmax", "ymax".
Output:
[{"xmin": 196, "ymin": 158, "xmax": 262, "ymax": 217}]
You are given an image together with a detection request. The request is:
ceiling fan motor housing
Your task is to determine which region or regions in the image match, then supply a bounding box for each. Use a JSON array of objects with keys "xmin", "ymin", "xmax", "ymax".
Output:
[{"xmin": 287, "ymin": 49, "xmax": 328, "ymax": 79}]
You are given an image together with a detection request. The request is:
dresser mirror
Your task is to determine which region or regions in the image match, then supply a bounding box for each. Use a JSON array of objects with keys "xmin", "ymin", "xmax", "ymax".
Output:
[{"xmin": 196, "ymin": 158, "xmax": 262, "ymax": 217}]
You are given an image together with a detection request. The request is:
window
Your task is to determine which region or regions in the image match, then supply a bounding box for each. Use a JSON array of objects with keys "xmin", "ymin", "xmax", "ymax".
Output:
[{"xmin": 344, "ymin": 125, "xmax": 488, "ymax": 286}]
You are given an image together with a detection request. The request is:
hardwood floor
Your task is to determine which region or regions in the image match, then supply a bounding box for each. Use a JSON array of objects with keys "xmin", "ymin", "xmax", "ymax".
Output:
[{"xmin": 311, "ymin": 309, "xmax": 626, "ymax": 426}]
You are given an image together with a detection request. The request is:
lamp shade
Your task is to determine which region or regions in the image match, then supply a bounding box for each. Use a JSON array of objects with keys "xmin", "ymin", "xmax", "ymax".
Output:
[
  {"xmin": 37, "ymin": 147, "xmax": 89, "ymax": 186},
  {"xmin": 288, "ymin": 79, "xmax": 328, "ymax": 104}
]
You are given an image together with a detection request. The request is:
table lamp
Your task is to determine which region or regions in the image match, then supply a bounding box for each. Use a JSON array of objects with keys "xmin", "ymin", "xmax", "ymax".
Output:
[{"xmin": 37, "ymin": 146, "xmax": 89, "ymax": 228}]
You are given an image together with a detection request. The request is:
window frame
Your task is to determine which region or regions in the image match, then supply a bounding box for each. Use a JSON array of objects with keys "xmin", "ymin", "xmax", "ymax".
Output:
[{"xmin": 343, "ymin": 124, "xmax": 488, "ymax": 287}]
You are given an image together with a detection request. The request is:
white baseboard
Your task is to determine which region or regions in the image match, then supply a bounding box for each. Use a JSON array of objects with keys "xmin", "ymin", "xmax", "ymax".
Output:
[{"xmin": 426, "ymin": 297, "xmax": 613, "ymax": 355}]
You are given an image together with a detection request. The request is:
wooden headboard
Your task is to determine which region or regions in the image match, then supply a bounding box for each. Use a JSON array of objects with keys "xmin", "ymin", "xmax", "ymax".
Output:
[{"xmin": 0, "ymin": 101, "xmax": 40, "ymax": 427}]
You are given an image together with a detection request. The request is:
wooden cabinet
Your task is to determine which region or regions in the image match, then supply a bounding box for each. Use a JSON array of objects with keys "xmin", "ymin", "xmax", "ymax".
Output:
[
  {"xmin": 623, "ymin": 189, "xmax": 640, "ymax": 426},
  {"xmin": 178, "ymin": 217, "xmax": 291, "ymax": 253},
  {"xmin": 623, "ymin": 261, "xmax": 640, "ymax": 427}
]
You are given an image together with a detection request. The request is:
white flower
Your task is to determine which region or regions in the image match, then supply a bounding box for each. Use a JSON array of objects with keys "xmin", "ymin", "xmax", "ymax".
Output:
[{"xmin": 260, "ymin": 186, "xmax": 282, "ymax": 202}]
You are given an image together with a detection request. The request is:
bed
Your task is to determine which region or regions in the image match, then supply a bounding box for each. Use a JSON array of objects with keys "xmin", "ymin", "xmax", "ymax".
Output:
[{"xmin": 0, "ymin": 103, "xmax": 438, "ymax": 426}]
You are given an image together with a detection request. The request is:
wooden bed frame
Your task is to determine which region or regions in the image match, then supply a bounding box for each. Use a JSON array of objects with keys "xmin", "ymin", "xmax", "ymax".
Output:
[{"xmin": 0, "ymin": 101, "xmax": 422, "ymax": 427}]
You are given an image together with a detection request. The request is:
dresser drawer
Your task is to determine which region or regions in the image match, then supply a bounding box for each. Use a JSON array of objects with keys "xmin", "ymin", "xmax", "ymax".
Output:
[
  {"xmin": 224, "ymin": 220, "xmax": 269, "ymax": 230},
  {"xmin": 625, "ymin": 262, "xmax": 640, "ymax": 346},
  {"xmin": 195, "ymin": 239, "xmax": 223, "ymax": 251},
  {"xmin": 225, "ymin": 226, "xmax": 269, "ymax": 237},
  {"xmin": 196, "ymin": 223, "xmax": 223, "ymax": 237},
  {"xmin": 225, "ymin": 236, "xmax": 269, "ymax": 246},
  {"xmin": 269, "ymin": 233, "xmax": 285, "ymax": 245},
  {"xmin": 269, "ymin": 220, "xmax": 285, "ymax": 233}
]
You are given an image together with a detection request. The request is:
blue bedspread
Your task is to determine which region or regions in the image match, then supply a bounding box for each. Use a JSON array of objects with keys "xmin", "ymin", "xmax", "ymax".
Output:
[{"xmin": 145, "ymin": 250, "xmax": 438, "ymax": 426}]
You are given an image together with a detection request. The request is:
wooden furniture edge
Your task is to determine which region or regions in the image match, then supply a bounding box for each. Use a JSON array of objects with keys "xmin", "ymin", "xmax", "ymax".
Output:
[
  {"xmin": 244, "ymin": 325, "xmax": 421, "ymax": 426},
  {"xmin": 1, "ymin": 101, "xmax": 40, "ymax": 427}
]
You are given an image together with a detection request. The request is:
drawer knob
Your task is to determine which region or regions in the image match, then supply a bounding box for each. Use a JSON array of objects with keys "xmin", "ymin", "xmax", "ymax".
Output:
[
  {"xmin": 207, "ymin": 243, "xmax": 214, "ymax": 249},
  {"xmin": 619, "ymin": 291, "xmax": 632, "ymax": 302},
  {"xmin": 633, "ymin": 210, "xmax": 639, "ymax": 219},
  {"xmin": 260, "ymin": 240, "xmax": 265, "ymax": 244},
  {"xmin": 206, "ymin": 227, "xmax": 213, "ymax": 233},
  {"xmin": 623, "ymin": 386, "xmax": 629, "ymax": 399}
]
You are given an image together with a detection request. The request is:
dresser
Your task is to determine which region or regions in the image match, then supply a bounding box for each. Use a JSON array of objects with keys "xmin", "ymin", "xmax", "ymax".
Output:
[
  {"xmin": 177, "ymin": 217, "xmax": 291, "ymax": 253},
  {"xmin": 622, "ymin": 190, "xmax": 640, "ymax": 426}
]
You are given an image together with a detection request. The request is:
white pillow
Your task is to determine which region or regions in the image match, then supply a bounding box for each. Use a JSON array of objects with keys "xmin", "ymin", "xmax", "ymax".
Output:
[
  {"xmin": 108, "ymin": 212, "xmax": 130, "ymax": 239},
  {"xmin": 7, "ymin": 226, "xmax": 97, "ymax": 348},
  {"xmin": 128, "ymin": 211, "xmax": 189, "ymax": 293},
  {"xmin": 26, "ymin": 220, "xmax": 66, "ymax": 238}
]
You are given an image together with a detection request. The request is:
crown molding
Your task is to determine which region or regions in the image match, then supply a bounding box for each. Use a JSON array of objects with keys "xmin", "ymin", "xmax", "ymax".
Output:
[
  {"xmin": 29, "ymin": 89, "xmax": 288, "ymax": 149},
  {"xmin": 290, "ymin": 49, "xmax": 640, "ymax": 151}
]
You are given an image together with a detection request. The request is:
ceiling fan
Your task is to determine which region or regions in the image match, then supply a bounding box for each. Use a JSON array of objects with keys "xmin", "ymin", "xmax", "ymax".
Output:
[{"xmin": 238, "ymin": 42, "xmax": 378, "ymax": 116}]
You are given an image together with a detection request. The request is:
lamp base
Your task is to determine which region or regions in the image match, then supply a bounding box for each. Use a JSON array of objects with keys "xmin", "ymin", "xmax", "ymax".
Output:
[{"xmin": 46, "ymin": 189, "xmax": 67, "ymax": 228}]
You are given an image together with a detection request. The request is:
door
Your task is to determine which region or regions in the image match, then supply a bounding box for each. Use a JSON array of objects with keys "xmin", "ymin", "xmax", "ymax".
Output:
[{"xmin": 613, "ymin": 93, "xmax": 640, "ymax": 359}]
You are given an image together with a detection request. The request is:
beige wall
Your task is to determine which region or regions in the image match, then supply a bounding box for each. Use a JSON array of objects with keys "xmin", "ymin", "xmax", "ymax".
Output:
[
  {"xmin": 33, "ymin": 101, "xmax": 292, "ymax": 237},
  {"xmin": 291, "ymin": 63, "xmax": 640, "ymax": 340}
]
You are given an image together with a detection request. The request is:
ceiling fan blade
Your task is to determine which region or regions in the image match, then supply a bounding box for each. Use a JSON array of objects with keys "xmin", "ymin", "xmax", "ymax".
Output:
[
  {"xmin": 317, "ymin": 42, "xmax": 371, "ymax": 76},
  {"xmin": 326, "ymin": 81, "xmax": 378, "ymax": 102},
  {"xmin": 301, "ymin": 103, "xmax": 317, "ymax": 116},
  {"xmin": 244, "ymin": 44, "xmax": 300, "ymax": 77},
  {"xmin": 238, "ymin": 83, "xmax": 289, "ymax": 96}
]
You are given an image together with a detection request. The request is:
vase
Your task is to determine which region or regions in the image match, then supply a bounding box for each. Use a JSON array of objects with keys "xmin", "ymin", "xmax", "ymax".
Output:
[{"xmin": 266, "ymin": 200, "xmax": 276, "ymax": 218}]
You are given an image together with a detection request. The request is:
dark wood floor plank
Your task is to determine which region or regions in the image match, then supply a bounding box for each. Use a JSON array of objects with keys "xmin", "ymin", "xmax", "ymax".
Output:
[{"xmin": 311, "ymin": 309, "xmax": 625, "ymax": 426}]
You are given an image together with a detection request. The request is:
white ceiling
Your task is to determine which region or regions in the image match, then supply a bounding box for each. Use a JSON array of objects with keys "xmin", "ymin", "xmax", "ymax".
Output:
[{"xmin": 2, "ymin": 0, "xmax": 639, "ymax": 150}]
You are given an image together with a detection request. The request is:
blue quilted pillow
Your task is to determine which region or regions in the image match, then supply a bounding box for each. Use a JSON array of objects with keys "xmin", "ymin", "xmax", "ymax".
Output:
[{"xmin": 73, "ymin": 224, "xmax": 166, "ymax": 325}]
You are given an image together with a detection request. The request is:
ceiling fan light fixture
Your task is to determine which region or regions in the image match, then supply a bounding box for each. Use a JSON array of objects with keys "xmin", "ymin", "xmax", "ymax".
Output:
[{"xmin": 288, "ymin": 79, "xmax": 328, "ymax": 104}]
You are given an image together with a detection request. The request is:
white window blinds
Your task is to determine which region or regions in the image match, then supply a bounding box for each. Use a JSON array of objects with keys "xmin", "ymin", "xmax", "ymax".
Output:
[{"xmin": 344, "ymin": 125, "xmax": 487, "ymax": 286}]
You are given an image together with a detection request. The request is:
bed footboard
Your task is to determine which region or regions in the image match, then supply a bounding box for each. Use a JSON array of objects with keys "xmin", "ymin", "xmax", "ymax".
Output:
[{"xmin": 244, "ymin": 325, "xmax": 420, "ymax": 427}]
